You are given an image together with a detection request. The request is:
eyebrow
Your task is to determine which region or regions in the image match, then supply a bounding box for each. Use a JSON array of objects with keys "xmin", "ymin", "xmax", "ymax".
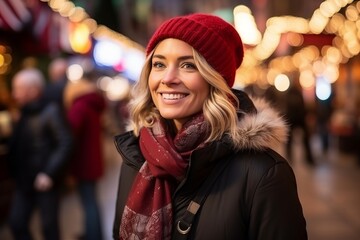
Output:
[{"xmin": 152, "ymin": 54, "xmax": 194, "ymax": 61}]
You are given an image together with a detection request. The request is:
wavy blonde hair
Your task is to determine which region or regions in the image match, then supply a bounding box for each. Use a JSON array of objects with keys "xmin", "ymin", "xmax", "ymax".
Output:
[{"xmin": 128, "ymin": 47, "xmax": 240, "ymax": 143}]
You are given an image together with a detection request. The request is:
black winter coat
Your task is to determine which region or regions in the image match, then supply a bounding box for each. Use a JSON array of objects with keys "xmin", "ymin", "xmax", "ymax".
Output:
[
  {"xmin": 8, "ymin": 99, "xmax": 72, "ymax": 190},
  {"xmin": 113, "ymin": 91, "xmax": 307, "ymax": 240}
]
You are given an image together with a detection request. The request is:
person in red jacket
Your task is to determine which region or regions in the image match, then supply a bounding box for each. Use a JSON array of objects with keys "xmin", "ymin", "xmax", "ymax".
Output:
[{"xmin": 64, "ymin": 70, "xmax": 106, "ymax": 240}]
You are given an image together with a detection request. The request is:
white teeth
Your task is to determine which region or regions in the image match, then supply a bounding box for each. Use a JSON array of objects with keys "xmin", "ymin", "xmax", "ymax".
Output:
[{"xmin": 162, "ymin": 93, "xmax": 186, "ymax": 100}]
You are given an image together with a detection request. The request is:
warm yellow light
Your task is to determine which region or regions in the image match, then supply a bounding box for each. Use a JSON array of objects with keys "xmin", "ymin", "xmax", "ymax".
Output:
[
  {"xmin": 82, "ymin": 18, "xmax": 98, "ymax": 33},
  {"xmin": 66, "ymin": 64, "xmax": 83, "ymax": 82},
  {"xmin": 69, "ymin": 23, "xmax": 92, "ymax": 54},
  {"xmin": 324, "ymin": 64, "xmax": 339, "ymax": 83},
  {"xmin": 292, "ymin": 52, "xmax": 308, "ymax": 69},
  {"xmin": 299, "ymin": 70, "xmax": 316, "ymax": 88},
  {"xmin": 69, "ymin": 7, "xmax": 88, "ymax": 23},
  {"xmin": 0, "ymin": 55, "xmax": 4, "ymax": 67},
  {"xmin": 325, "ymin": 46, "xmax": 342, "ymax": 64},
  {"xmin": 234, "ymin": 5, "xmax": 261, "ymax": 45},
  {"xmin": 345, "ymin": 5, "xmax": 359, "ymax": 21},
  {"xmin": 320, "ymin": 1, "xmax": 337, "ymax": 18},
  {"xmin": 274, "ymin": 74, "xmax": 290, "ymax": 92},
  {"xmin": 313, "ymin": 60, "xmax": 325, "ymax": 76},
  {"xmin": 347, "ymin": 40, "xmax": 360, "ymax": 55},
  {"xmin": 0, "ymin": 65, "xmax": 8, "ymax": 74},
  {"xmin": 266, "ymin": 69, "xmax": 277, "ymax": 85},
  {"xmin": 58, "ymin": 1, "xmax": 75, "ymax": 17},
  {"xmin": 309, "ymin": 9, "xmax": 329, "ymax": 33},
  {"xmin": 49, "ymin": 0, "xmax": 65, "ymax": 11},
  {"xmin": 106, "ymin": 76, "xmax": 131, "ymax": 101},
  {"xmin": 328, "ymin": 13, "xmax": 345, "ymax": 33},
  {"xmin": 287, "ymin": 33, "xmax": 304, "ymax": 46}
]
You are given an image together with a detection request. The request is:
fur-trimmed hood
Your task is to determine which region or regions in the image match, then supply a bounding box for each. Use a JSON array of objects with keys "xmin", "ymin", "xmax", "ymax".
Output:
[{"xmin": 233, "ymin": 92, "xmax": 288, "ymax": 151}]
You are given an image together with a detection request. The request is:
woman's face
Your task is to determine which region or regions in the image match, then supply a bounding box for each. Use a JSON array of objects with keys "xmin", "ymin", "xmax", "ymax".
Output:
[{"xmin": 148, "ymin": 38, "xmax": 210, "ymax": 131}]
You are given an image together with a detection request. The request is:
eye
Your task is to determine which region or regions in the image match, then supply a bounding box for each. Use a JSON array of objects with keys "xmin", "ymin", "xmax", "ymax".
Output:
[
  {"xmin": 181, "ymin": 62, "xmax": 197, "ymax": 70},
  {"xmin": 152, "ymin": 61, "xmax": 165, "ymax": 69}
]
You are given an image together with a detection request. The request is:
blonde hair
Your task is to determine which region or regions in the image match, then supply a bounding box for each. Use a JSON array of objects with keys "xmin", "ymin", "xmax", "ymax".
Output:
[{"xmin": 128, "ymin": 48, "xmax": 240, "ymax": 143}]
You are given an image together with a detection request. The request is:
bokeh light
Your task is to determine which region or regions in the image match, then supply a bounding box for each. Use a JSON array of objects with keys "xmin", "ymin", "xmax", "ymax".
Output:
[
  {"xmin": 66, "ymin": 64, "xmax": 84, "ymax": 82},
  {"xmin": 274, "ymin": 74, "xmax": 290, "ymax": 92},
  {"xmin": 316, "ymin": 76, "xmax": 332, "ymax": 100}
]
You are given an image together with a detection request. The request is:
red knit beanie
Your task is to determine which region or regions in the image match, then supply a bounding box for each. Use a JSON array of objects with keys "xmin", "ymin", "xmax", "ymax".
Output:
[{"xmin": 146, "ymin": 13, "xmax": 244, "ymax": 87}]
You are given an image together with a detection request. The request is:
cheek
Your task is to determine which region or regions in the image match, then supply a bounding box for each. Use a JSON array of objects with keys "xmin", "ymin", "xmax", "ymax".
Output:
[
  {"xmin": 199, "ymin": 89, "xmax": 209, "ymax": 102},
  {"xmin": 148, "ymin": 71, "xmax": 159, "ymax": 91},
  {"xmin": 148, "ymin": 74, "xmax": 159, "ymax": 104},
  {"xmin": 197, "ymin": 91, "xmax": 209, "ymax": 110},
  {"xmin": 193, "ymin": 81, "xmax": 210, "ymax": 100},
  {"xmin": 148, "ymin": 76, "xmax": 155, "ymax": 91}
]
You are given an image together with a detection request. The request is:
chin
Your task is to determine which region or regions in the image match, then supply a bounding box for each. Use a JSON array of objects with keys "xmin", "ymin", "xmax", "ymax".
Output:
[
  {"xmin": 159, "ymin": 110, "xmax": 180, "ymax": 119},
  {"xmin": 159, "ymin": 113, "xmax": 178, "ymax": 120}
]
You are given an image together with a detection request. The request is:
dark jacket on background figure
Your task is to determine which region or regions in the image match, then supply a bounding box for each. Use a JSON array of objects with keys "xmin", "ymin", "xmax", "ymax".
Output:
[
  {"xmin": 8, "ymin": 99, "xmax": 72, "ymax": 190},
  {"xmin": 113, "ymin": 90, "xmax": 307, "ymax": 240}
]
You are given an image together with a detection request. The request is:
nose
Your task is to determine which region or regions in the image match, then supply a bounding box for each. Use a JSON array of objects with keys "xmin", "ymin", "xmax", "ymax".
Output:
[{"xmin": 161, "ymin": 66, "xmax": 180, "ymax": 85}]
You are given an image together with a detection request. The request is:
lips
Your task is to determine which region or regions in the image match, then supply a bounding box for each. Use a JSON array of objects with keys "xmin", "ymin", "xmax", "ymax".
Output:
[{"xmin": 162, "ymin": 93, "xmax": 187, "ymax": 100}]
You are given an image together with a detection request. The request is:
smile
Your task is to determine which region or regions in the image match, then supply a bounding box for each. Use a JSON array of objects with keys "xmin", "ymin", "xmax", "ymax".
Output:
[{"xmin": 162, "ymin": 93, "xmax": 187, "ymax": 100}]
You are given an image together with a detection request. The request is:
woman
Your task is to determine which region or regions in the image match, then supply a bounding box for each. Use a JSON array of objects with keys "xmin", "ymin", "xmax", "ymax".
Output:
[
  {"xmin": 113, "ymin": 13, "xmax": 307, "ymax": 240},
  {"xmin": 64, "ymin": 72, "xmax": 106, "ymax": 240}
]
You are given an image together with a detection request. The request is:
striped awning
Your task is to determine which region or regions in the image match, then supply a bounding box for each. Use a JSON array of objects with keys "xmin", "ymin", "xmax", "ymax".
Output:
[{"xmin": 0, "ymin": 0, "xmax": 31, "ymax": 31}]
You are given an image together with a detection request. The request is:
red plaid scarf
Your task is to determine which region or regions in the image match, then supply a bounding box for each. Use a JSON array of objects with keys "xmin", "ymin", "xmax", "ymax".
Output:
[{"xmin": 120, "ymin": 114, "xmax": 208, "ymax": 240}]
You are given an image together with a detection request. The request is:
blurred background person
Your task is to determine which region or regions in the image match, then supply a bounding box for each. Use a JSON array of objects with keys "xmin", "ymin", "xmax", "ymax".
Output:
[
  {"xmin": 0, "ymin": 86, "xmax": 15, "ymax": 226},
  {"xmin": 43, "ymin": 57, "xmax": 69, "ymax": 114},
  {"xmin": 7, "ymin": 67, "xmax": 73, "ymax": 240},
  {"xmin": 284, "ymin": 78, "xmax": 315, "ymax": 166},
  {"xmin": 64, "ymin": 69, "xmax": 106, "ymax": 240},
  {"xmin": 315, "ymin": 90, "xmax": 334, "ymax": 155}
]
